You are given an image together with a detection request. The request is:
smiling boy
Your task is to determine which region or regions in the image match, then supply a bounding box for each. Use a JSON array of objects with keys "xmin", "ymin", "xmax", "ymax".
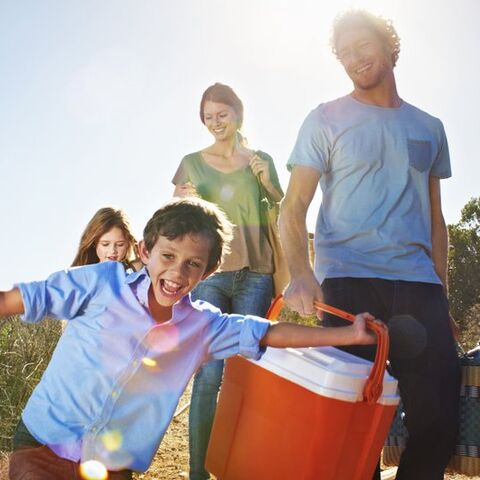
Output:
[{"xmin": 1, "ymin": 197, "xmax": 377, "ymax": 480}]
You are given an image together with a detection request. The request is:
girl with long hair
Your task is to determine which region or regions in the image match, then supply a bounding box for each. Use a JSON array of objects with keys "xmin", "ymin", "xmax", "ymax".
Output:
[{"xmin": 72, "ymin": 207, "xmax": 140, "ymax": 271}]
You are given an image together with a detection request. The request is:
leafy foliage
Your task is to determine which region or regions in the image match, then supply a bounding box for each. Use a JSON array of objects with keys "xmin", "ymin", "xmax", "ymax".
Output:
[
  {"xmin": 460, "ymin": 303, "xmax": 480, "ymax": 350},
  {"xmin": 448, "ymin": 198, "xmax": 480, "ymax": 343}
]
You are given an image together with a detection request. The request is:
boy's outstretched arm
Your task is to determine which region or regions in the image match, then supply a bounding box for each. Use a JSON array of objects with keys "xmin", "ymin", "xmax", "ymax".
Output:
[
  {"xmin": 0, "ymin": 288, "xmax": 25, "ymax": 317},
  {"xmin": 260, "ymin": 313, "xmax": 378, "ymax": 348}
]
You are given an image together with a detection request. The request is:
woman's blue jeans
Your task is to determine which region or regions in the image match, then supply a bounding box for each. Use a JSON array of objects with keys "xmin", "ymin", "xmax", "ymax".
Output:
[{"xmin": 189, "ymin": 269, "xmax": 273, "ymax": 480}]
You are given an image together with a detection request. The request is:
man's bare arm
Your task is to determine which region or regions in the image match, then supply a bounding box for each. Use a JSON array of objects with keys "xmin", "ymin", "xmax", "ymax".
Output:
[
  {"xmin": 429, "ymin": 176, "xmax": 448, "ymax": 290},
  {"xmin": 279, "ymin": 165, "xmax": 322, "ymax": 315},
  {"xmin": 429, "ymin": 176, "xmax": 460, "ymax": 338}
]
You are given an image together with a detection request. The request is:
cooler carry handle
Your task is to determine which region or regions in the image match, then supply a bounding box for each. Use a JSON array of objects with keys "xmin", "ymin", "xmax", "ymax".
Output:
[{"xmin": 266, "ymin": 295, "xmax": 389, "ymax": 404}]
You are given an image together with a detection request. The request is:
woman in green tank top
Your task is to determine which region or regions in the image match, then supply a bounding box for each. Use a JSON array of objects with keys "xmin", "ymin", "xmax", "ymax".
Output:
[{"xmin": 172, "ymin": 83, "xmax": 283, "ymax": 480}]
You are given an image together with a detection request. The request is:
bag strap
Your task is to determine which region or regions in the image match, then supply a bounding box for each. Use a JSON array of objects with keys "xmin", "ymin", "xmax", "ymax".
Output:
[
  {"xmin": 252, "ymin": 151, "xmax": 278, "ymax": 210},
  {"xmin": 266, "ymin": 295, "xmax": 390, "ymax": 404},
  {"xmin": 257, "ymin": 180, "xmax": 276, "ymax": 210}
]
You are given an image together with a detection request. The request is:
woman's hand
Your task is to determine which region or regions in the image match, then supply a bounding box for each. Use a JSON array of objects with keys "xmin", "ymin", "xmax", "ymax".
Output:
[
  {"xmin": 249, "ymin": 153, "xmax": 271, "ymax": 184},
  {"xmin": 174, "ymin": 182, "xmax": 198, "ymax": 198}
]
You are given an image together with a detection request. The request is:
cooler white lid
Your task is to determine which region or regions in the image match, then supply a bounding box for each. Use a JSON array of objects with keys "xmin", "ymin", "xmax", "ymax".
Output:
[{"xmin": 249, "ymin": 346, "xmax": 399, "ymax": 405}]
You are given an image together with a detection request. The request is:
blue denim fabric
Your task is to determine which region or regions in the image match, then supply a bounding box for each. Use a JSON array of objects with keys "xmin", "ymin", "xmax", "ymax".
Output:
[
  {"xmin": 189, "ymin": 269, "xmax": 273, "ymax": 480},
  {"xmin": 321, "ymin": 277, "xmax": 460, "ymax": 480}
]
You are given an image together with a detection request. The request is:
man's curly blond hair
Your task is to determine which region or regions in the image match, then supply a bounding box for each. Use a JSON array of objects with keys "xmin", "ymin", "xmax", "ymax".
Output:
[{"xmin": 331, "ymin": 10, "xmax": 401, "ymax": 67}]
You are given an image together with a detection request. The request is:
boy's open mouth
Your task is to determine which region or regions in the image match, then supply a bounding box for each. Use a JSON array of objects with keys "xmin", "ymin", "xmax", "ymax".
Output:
[{"xmin": 160, "ymin": 279, "xmax": 183, "ymax": 296}]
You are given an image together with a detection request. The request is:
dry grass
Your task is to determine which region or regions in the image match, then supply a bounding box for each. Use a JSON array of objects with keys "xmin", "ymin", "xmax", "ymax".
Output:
[
  {"xmin": 0, "ymin": 452, "xmax": 8, "ymax": 480},
  {"xmin": 0, "ymin": 317, "xmax": 61, "ymax": 451}
]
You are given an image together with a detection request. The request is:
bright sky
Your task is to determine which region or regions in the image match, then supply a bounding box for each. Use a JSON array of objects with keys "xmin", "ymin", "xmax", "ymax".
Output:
[{"xmin": 1, "ymin": 0, "xmax": 478, "ymax": 289}]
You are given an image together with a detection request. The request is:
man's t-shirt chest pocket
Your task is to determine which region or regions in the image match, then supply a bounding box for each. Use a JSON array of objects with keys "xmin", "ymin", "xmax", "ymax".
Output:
[{"xmin": 407, "ymin": 139, "xmax": 432, "ymax": 172}]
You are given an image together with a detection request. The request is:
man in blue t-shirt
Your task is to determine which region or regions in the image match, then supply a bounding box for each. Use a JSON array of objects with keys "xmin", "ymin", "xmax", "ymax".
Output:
[{"xmin": 280, "ymin": 10, "xmax": 460, "ymax": 480}]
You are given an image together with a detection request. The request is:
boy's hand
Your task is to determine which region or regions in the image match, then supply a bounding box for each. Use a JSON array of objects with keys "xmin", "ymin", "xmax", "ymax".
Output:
[
  {"xmin": 351, "ymin": 312, "xmax": 383, "ymax": 345},
  {"xmin": 0, "ymin": 288, "xmax": 25, "ymax": 317}
]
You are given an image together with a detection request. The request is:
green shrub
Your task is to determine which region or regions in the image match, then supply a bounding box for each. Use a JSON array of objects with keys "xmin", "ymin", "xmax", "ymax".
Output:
[
  {"xmin": 458, "ymin": 303, "xmax": 480, "ymax": 352},
  {"xmin": 0, "ymin": 316, "xmax": 61, "ymax": 451}
]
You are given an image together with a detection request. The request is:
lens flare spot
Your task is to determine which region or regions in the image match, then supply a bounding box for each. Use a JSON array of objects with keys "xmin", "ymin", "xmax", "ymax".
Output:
[
  {"xmin": 146, "ymin": 325, "xmax": 180, "ymax": 355},
  {"xmin": 79, "ymin": 460, "xmax": 108, "ymax": 480},
  {"xmin": 219, "ymin": 184, "xmax": 234, "ymax": 202},
  {"xmin": 142, "ymin": 357, "xmax": 157, "ymax": 367},
  {"xmin": 101, "ymin": 430, "xmax": 123, "ymax": 452}
]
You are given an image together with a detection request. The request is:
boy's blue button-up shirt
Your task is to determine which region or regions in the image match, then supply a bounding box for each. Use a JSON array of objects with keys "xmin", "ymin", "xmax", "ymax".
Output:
[{"xmin": 17, "ymin": 262, "xmax": 270, "ymax": 472}]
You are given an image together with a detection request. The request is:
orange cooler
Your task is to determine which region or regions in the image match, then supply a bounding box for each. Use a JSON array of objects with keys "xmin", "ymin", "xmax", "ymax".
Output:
[{"xmin": 206, "ymin": 346, "xmax": 399, "ymax": 480}]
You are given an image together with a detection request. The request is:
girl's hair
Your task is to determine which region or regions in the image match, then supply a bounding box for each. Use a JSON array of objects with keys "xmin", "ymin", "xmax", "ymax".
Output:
[
  {"xmin": 71, "ymin": 207, "xmax": 138, "ymax": 269},
  {"xmin": 199, "ymin": 83, "xmax": 244, "ymax": 130}
]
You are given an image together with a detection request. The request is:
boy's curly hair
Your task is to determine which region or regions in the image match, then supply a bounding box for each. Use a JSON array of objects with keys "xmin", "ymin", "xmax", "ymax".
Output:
[{"xmin": 331, "ymin": 10, "xmax": 401, "ymax": 67}]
